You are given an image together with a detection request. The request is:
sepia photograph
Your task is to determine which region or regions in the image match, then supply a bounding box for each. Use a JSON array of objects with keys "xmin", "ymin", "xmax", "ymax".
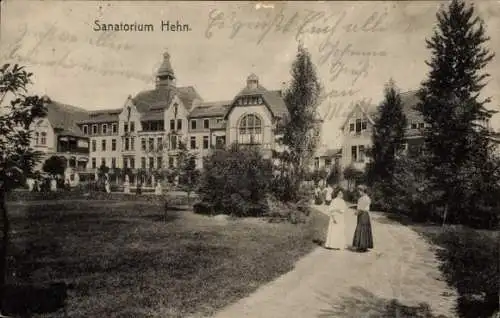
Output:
[{"xmin": 0, "ymin": 0, "xmax": 499, "ymax": 317}]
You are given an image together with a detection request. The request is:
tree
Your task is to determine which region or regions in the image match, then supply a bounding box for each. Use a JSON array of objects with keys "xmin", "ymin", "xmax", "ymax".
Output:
[
  {"xmin": 279, "ymin": 44, "xmax": 322, "ymax": 201},
  {"xmin": 416, "ymin": 0, "xmax": 497, "ymax": 225},
  {"xmin": 42, "ymin": 156, "xmax": 66, "ymax": 177},
  {"xmin": 0, "ymin": 64, "xmax": 46, "ymax": 312},
  {"xmin": 366, "ymin": 80, "xmax": 407, "ymax": 186},
  {"xmin": 198, "ymin": 144, "xmax": 273, "ymax": 216},
  {"xmin": 176, "ymin": 141, "xmax": 199, "ymax": 203}
]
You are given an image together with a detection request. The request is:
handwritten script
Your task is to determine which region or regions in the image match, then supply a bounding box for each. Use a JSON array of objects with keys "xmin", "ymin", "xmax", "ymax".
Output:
[
  {"xmin": 206, "ymin": 8, "xmax": 390, "ymax": 121},
  {"xmin": 0, "ymin": 24, "xmax": 152, "ymax": 83}
]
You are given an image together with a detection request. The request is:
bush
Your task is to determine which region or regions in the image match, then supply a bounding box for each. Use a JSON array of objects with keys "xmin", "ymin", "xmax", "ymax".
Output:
[
  {"xmin": 193, "ymin": 201, "xmax": 215, "ymax": 215},
  {"xmin": 198, "ymin": 146, "xmax": 273, "ymax": 217}
]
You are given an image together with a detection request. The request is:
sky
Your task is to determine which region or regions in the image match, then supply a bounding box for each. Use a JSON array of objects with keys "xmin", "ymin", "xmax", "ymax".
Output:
[{"xmin": 1, "ymin": 0, "xmax": 500, "ymax": 148}]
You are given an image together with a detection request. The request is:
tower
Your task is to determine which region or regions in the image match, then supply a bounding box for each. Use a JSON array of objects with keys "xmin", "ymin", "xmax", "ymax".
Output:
[
  {"xmin": 246, "ymin": 73, "xmax": 259, "ymax": 90},
  {"xmin": 156, "ymin": 51, "xmax": 176, "ymax": 89}
]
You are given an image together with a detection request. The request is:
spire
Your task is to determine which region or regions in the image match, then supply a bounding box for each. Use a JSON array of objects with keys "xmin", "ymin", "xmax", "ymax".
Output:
[{"xmin": 156, "ymin": 51, "xmax": 175, "ymax": 89}]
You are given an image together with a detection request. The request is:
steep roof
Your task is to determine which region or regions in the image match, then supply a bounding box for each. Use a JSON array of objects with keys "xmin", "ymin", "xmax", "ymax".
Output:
[
  {"xmin": 189, "ymin": 101, "xmax": 231, "ymax": 118},
  {"xmin": 132, "ymin": 86, "xmax": 201, "ymax": 113},
  {"xmin": 78, "ymin": 108, "xmax": 121, "ymax": 124},
  {"xmin": 342, "ymin": 90, "xmax": 424, "ymax": 130},
  {"xmin": 225, "ymin": 86, "xmax": 289, "ymax": 120},
  {"xmin": 45, "ymin": 98, "xmax": 89, "ymax": 137}
]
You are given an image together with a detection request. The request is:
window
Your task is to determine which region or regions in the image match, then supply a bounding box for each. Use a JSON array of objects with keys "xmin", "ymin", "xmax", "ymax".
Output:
[
  {"xmin": 101, "ymin": 139, "xmax": 106, "ymax": 151},
  {"xmin": 123, "ymin": 158, "xmax": 128, "ymax": 169},
  {"xmin": 351, "ymin": 145, "xmax": 357, "ymax": 162},
  {"xmin": 92, "ymin": 140, "xmax": 96, "ymax": 152},
  {"xmin": 149, "ymin": 157, "xmax": 154, "ymax": 169},
  {"xmin": 112, "ymin": 123, "xmax": 117, "ymax": 134},
  {"xmin": 157, "ymin": 156, "xmax": 163, "ymax": 169},
  {"xmin": 124, "ymin": 123, "xmax": 129, "ymax": 133},
  {"xmin": 101, "ymin": 158, "xmax": 106, "ymax": 167},
  {"xmin": 169, "ymin": 157, "xmax": 174, "ymax": 168},
  {"xmin": 190, "ymin": 136, "xmax": 197, "ymax": 149},
  {"xmin": 170, "ymin": 119, "xmax": 175, "ymax": 130},
  {"xmin": 325, "ymin": 159, "xmax": 332, "ymax": 167},
  {"xmin": 102, "ymin": 124, "xmax": 108, "ymax": 134},
  {"xmin": 141, "ymin": 157, "xmax": 146, "ymax": 169},
  {"xmin": 141, "ymin": 138, "xmax": 146, "ymax": 151},
  {"xmin": 349, "ymin": 123, "xmax": 355, "ymax": 132},
  {"xmin": 418, "ymin": 122, "xmax": 425, "ymax": 128},
  {"xmin": 130, "ymin": 157, "xmax": 135, "ymax": 169},
  {"xmin": 359, "ymin": 145, "xmax": 365, "ymax": 161},
  {"xmin": 203, "ymin": 136, "xmax": 209, "ymax": 149},
  {"xmin": 92, "ymin": 125, "xmax": 98, "ymax": 135},
  {"xmin": 191, "ymin": 120, "xmax": 197, "ymax": 130},
  {"xmin": 411, "ymin": 122, "xmax": 417, "ymax": 129},
  {"xmin": 148, "ymin": 138, "xmax": 154, "ymax": 152},
  {"xmin": 124, "ymin": 137, "xmax": 130, "ymax": 151},
  {"xmin": 91, "ymin": 158, "xmax": 96, "ymax": 169},
  {"xmin": 361, "ymin": 121, "xmax": 367, "ymax": 130},
  {"xmin": 314, "ymin": 158, "xmax": 320, "ymax": 169},
  {"xmin": 130, "ymin": 122, "xmax": 135, "ymax": 132},
  {"xmin": 355, "ymin": 119, "xmax": 362, "ymax": 133},
  {"xmin": 170, "ymin": 135, "xmax": 177, "ymax": 150},
  {"xmin": 111, "ymin": 157, "xmax": 116, "ymax": 168},
  {"xmin": 40, "ymin": 132, "xmax": 47, "ymax": 145},
  {"xmin": 112, "ymin": 139, "xmax": 117, "ymax": 151},
  {"xmin": 130, "ymin": 137, "xmax": 135, "ymax": 151},
  {"xmin": 157, "ymin": 137, "xmax": 163, "ymax": 151},
  {"xmin": 238, "ymin": 114, "xmax": 262, "ymax": 144},
  {"xmin": 83, "ymin": 125, "xmax": 88, "ymax": 135},
  {"xmin": 204, "ymin": 119, "xmax": 210, "ymax": 129},
  {"xmin": 35, "ymin": 132, "xmax": 39, "ymax": 145},
  {"xmin": 216, "ymin": 118, "xmax": 223, "ymax": 124},
  {"xmin": 177, "ymin": 119, "xmax": 182, "ymax": 130}
]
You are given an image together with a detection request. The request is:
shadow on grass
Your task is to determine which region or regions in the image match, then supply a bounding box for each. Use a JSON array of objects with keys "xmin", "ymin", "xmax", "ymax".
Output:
[
  {"xmin": 1, "ymin": 282, "xmax": 73, "ymax": 316},
  {"xmin": 316, "ymin": 286, "xmax": 448, "ymax": 318}
]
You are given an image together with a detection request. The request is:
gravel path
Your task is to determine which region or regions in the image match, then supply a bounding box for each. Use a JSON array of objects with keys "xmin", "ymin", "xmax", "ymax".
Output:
[{"xmin": 212, "ymin": 206, "xmax": 458, "ymax": 318}]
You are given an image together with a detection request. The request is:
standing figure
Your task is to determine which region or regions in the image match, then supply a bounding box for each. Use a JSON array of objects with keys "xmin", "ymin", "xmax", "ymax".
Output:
[
  {"xmin": 325, "ymin": 189, "xmax": 348, "ymax": 250},
  {"xmin": 136, "ymin": 181, "xmax": 142, "ymax": 195},
  {"xmin": 155, "ymin": 181, "xmax": 162, "ymax": 196},
  {"xmin": 123, "ymin": 175, "xmax": 130, "ymax": 194},
  {"xmin": 324, "ymin": 184, "xmax": 333, "ymax": 206},
  {"xmin": 105, "ymin": 179, "xmax": 111, "ymax": 193},
  {"xmin": 73, "ymin": 172, "xmax": 80, "ymax": 186},
  {"xmin": 352, "ymin": 185, "xmax": 374, "ymax": 252},
  {"xmin": 50, "ymin": 178, "xmax": 57, "ymax": 192},
  {"xmin": 26, "ymin": 178, "xmax": 34, "ymax": 192}
]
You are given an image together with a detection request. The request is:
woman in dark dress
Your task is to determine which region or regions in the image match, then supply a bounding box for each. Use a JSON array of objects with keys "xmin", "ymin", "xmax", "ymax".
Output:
[{"xmin": 352, "ymin": 185, "xmax": 374, "ymax": 252}]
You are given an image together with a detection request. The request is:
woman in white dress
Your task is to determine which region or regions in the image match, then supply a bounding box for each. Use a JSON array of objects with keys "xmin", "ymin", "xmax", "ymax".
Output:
[{"xmin": 324, "ymin": 189, "xmax": 348, "ymax": 250}]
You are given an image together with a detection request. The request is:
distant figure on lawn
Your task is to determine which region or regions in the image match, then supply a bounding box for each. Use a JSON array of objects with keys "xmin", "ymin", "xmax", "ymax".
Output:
[
  {"xmin": 325, "ymin": 189, "xmax": 347, "ymax": 250},
  {"xmin": 136, "ymin": 181, "xmax": 142, "ymax": 195},
  {"xmin": 26, "ymin": 178, "xmax": 34, "ymax": 191},
  {"xmin": 155, "ymin": 181, "xmax": 162, "ymax": 195},
  {"xmin": 123, "ymin": 175, "xmax": 130, "ymax": 194},
  {"xmin": 50, "ymin": 178, "xmax": 57, "ymax": 192},
  {"xmin": 314, "ymin": 184, "xmax": 323, "ymax": 205},
  {"xmin": 105, "ymin": 179, "xmax": 111, "ymax": 193},
  {"xmin": 324, "ymin": 184, "xmax": 333, "ymax": 206},
  {"xmin": 352, "ymin": 185, "xmax": 374, "ymax": 253}
]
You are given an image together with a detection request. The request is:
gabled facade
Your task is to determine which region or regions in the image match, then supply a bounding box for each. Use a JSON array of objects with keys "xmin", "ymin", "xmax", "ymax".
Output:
[
  {"xmin": 340, "ymin": 90, "xmax": 427, "ymax": 172},
  {"xmin": 30, "ymin": 97, "xmax": 90, "ymax": 172}
]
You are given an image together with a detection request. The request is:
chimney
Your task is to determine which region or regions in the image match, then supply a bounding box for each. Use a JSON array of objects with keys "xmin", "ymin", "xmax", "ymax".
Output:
[{"xmin": 280, "ymin": 82, "xmax": 287, "ymax": 97}]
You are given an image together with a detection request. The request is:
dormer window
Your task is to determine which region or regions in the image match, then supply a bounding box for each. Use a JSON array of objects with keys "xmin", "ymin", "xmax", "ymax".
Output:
[
  {"xmin": 82, "ymin": 125, "xmax": 88, "ymax": 135},
  {"xmin": 92, "ymin": 125, "xmax": 98, "ymax": 135},
  {"xmin": 102, "ymin": 124, "xmax": 108, "ymax": 134}
]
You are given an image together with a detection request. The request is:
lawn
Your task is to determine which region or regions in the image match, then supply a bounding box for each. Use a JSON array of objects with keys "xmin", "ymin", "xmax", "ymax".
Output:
[{"xmin": 3, "ymin": 200, "xmax": 324, "ymax": 317}]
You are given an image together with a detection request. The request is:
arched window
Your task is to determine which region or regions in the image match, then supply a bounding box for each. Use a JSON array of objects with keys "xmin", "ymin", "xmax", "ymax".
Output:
[{"xmin": 238, "ymin": 114, "xmax": 263, "ymax": 144}]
